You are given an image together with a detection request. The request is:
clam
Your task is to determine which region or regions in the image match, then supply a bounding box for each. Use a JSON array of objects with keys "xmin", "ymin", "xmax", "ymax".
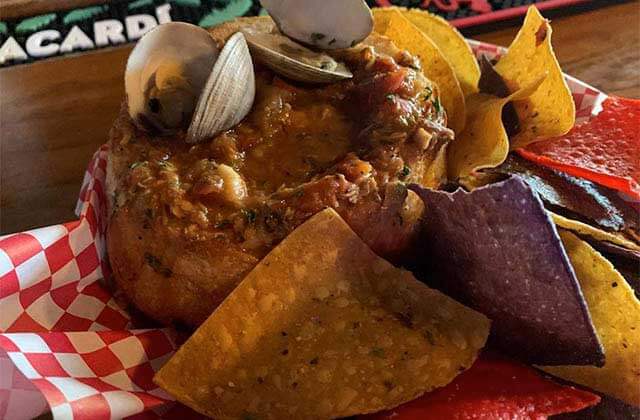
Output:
[
  {"xmin": 260, "ymin": 0, "xmax": 373, "ymax": 50},
  {"xmin": 242, "ymin": 0, "xmax": 373, "ymax": 84},
  {"xmin": 187, "ymin": 32, "xmax": 255, "ymax": 143},
  {"xmin": 125, "ymin": 22, "xmax": 219, "ymax": 134},
  {"xmin": 243, "ymin": 28, "xmax": 352, "ymax": 83},
  {"xmin": 125, "ymin": 23, "xmax": 255, "ymax": 143}
]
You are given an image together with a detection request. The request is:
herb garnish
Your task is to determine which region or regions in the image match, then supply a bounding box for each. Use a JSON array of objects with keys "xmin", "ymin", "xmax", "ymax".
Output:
[
  {"xmin": 398, "ymin": 164, "xmax": 411, "ymax": 180},
  {"xmin": 432, "ymin": 97, "xmax": 442, "ymax": 114},
  {"xmin": 423, "ymin": 86, "xmax": 433, "ymax": 101}
]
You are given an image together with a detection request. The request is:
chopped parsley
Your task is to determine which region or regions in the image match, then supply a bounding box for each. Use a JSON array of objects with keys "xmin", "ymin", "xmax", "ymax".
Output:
[
  {"xmin": 398, "ymin": 164, "xmax": 411, "ymax": 180},
  {"xmin": 350, "ymin": 39, "xmax": 358, "ymax": 47},
  {"xmin": 432, "ymin": 97, "xmax": 442, "ymax": 114},
  {"xmin": 329, "ymin": 38, "xmax": 337, "ymax": 45},
  {"xmin": 385, "ymin": 93, "xmax": 395, "ymax": 102},
  {"xmin": 422, "ymin": 86, "xmax": 433, "ymax": 101}
]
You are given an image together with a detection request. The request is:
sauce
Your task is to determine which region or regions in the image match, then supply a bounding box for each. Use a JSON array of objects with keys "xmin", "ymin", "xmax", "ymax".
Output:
[{"xmin": 110, "ymin": 37, "xmax": 452, "ymax": 257}]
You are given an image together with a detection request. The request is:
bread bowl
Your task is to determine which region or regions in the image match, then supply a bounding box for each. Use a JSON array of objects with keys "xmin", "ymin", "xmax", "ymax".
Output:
[{"xmin": 106, "ymin": 17, "xmax": 454, "ymax": 328}]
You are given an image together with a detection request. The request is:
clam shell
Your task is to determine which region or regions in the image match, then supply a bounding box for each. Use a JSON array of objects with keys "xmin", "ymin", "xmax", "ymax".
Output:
[
  {"xmin": 187, "ymin": 32, "xmax": 256, "ymax": 144},
  {"xmin": 125, "ymin": 22, "xmax": 219, "ymax": 133},
  {"xmin": 244, "ymin": 30, "xmax": 352, "ymax": 84},
  {"xmin": 260, "ymin": 0, "xmax": 373, "ymax": 50}
]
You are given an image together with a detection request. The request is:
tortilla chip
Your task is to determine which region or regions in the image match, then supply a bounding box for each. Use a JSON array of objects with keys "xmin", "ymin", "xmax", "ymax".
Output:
[
  {"xmin": 373, "ymin": 9, "xmax": 466, "ymax": 134},
  {"xmin": 409, "ymin": 177, "xmax": 604, "ymax": 366},
  {"xmin": 553, "ymin": 393, "xmax": 640, "ymax": 420},
  {"xmin": 154, "ymin": 209, "xmax": 490, "ymax": 419},
  {"xmin": 541, "ymin": 231, "xmax": 640, "ymax": 406},
  {"xmin": 399, "ymin": 8, "xmax": 480, "ymax": 97},
  {"xmin": 367, "ymin": 353, "xmax": 600, "ymax": 419},
  {"xmin": 492, "ymin": 155, "xmax": 639, "ymax": 233},
  {"xmin": 494, "ymin": 6, "xmax": 575, "ymax": 149},
  {"xmin": 519, "ymin": 96, "xmax": 640, "ymax": 199},
  {"xmin": 551, "ymin": 213, "xmax": 640, "ymax": 253},
  {"xmin": 448, "ymin": 76, "xmax": 544, "ymax": 179}
]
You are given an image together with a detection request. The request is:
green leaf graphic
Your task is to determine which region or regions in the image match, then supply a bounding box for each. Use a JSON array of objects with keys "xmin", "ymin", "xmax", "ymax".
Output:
[
  {"xmin": 63, "ymin": 6, "xmax": 107, "ymax": 25},
  {"xmin": 128, "ymin": 0, "xmax": 155, "ymax": 10},
  {"xmin": 15, "ymin": 13, "xmax": 56, "ymax": 34},
  {"xmin": 172, "ymin": 0, "xmax": 202, "ymax": 6},
  {"xmin": 198, "ymin": 0, "xmax": 252, "ymax": 28},
  {"xmin": 0, "ymin": 22, "xmax": 7, "ymax": 36}
]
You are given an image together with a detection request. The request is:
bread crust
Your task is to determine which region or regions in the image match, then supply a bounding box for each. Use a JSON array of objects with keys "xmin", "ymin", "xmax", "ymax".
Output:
[{"xmin": 107, "ymin": 17, "xmax": 446, "ymax": 328}]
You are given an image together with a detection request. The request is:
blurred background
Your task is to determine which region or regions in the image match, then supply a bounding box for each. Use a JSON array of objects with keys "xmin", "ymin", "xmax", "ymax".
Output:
[{"xmin": 1, "ymin": 0, "xmax": 638, "ymax": 234}]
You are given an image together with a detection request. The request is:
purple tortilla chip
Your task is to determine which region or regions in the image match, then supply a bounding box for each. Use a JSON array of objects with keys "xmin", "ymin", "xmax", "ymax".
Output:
[
  {"xmin": 409, "ymin": 177, "xmax": 604, "ymax": 366},
  {"xmin": 490, "ymin": 155, "xmax": 639, "ymax": 233}
]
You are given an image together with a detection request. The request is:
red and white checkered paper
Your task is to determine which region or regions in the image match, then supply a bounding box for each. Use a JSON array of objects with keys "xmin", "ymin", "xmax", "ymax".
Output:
[{"xmin": 0, "ymin": 42, "xmax": 605, "ymax": 420}]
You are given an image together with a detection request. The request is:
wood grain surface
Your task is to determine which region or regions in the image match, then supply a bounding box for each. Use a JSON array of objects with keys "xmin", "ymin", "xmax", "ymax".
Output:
[{"xmin": 1, "ymin": 2, "xmax": 639, "ymax": 234}]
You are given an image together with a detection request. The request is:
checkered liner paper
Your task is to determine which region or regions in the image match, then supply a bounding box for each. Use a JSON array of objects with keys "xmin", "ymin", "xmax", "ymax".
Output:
[{"xmin": 0, "ymin": 41, "xmax": 606, "ymax": 420}]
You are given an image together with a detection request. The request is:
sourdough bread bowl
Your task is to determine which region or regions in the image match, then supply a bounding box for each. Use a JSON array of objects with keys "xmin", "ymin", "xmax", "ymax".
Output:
[{"xmin": 106, "ymin": 16, "xmax": 453, "ymax": 328}]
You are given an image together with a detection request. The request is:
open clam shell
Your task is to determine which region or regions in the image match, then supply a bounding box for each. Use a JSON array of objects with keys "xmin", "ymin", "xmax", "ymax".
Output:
[
  {"xmin": 243, "ymin": 29, "xmax": 352, "ymax": 84},
  {"xmin": 260, "ymin": 0, "xmax": 373, "ymax": 50},
  {"xmin": 187, "ymin": 32, "xmax": 256, "ymax": 144},
  {"xmin": 125, "ymin": 22, "xmax": 219, "ymax": 133}
]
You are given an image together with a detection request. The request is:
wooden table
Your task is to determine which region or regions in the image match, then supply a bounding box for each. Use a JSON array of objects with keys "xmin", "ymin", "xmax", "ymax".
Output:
[{"xmin": 1, "ymin": 2, "xmax": 639, "ymax": 234}]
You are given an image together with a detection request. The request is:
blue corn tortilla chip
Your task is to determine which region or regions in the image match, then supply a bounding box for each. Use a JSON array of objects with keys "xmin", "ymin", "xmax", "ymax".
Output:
[
  {"xmin": 490, "ymin": 155, "xmax": 639, "ymax": 233},
  {"xmin": 409, "ymin": 177, "xmax": 604, "ymax": 366}
]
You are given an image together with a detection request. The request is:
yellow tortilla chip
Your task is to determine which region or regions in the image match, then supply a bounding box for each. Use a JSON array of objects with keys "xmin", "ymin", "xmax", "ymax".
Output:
[
  {"xmin": 540, "ymin": 231, "xmax": 640, "ymax": 406},
  {"xmin": 373, "ymin": 9, "xmax": 466, "ymax": 134},
  {"xmin": 402, "ymin": 9, "xmax": 480, "ymax": 97},
  {"xmin": 494, "ymin": 6, "xmax": 575, "ymax": 149},
  {"xmin": 448, "ymin": 76, "xmax": 544, "ymax": 178},
  {"xmin": 551, "ymin": 213, "xmax": 640, "ymax": 252},
  {"xmin": 155, "ymin": 209, "xmax": 490, "ymax": 419}
]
